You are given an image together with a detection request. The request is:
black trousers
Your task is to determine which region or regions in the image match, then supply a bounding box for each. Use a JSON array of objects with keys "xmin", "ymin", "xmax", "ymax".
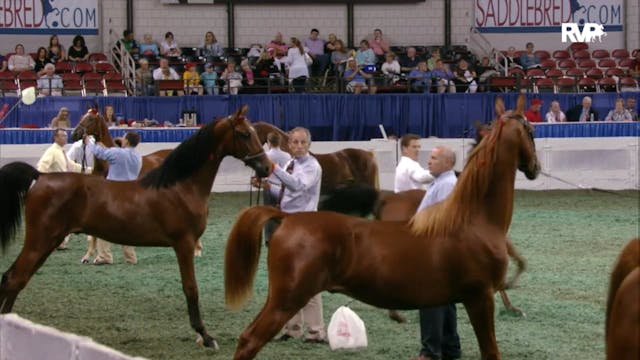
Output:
[{"xmin": 418, "ymin": 304, "xmax": 461, "ymax": 359}]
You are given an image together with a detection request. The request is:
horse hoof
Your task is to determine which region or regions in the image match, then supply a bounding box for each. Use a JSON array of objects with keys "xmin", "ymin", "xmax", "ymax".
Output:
[
  {"xmin": 196, "ymin": 334, "xmax": 219, "ymax": 350},
  {"xmin": 388, "ymin": 310, "xmax": 406, "ymax": 323},
  {"xmin": 80, "ymin": 257, "xmax": 90, "ymax": 264},
  {"xmin": 194, "ymin": 250, "xmax": 202, "ymax": 257}
]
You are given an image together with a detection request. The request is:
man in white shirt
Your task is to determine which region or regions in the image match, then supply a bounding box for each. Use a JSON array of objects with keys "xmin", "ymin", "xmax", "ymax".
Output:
[{"xmin": 394, "ymin": 133, "xmax": 433, "ymax": 192}]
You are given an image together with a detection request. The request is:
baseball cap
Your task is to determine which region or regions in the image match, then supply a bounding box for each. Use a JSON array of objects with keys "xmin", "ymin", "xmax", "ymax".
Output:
[{"xmin": 531, "ymin": 98, "xmax": 543, "ymax": 105}]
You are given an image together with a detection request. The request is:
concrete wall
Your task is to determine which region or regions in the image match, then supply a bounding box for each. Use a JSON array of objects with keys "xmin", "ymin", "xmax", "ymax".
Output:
[
  {"xmin": 2, "ymin": 0, "xmax": 636, "ymax": 58},
  {"xmin": 2, "ymin": 137, "xmax": 637, "ymax": 191}
]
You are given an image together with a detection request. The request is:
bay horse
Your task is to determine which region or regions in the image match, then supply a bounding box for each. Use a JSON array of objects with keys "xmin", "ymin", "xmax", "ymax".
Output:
[
  {"xmin": 0, "ymin": 105, "xmax": 271, "ymax": 349},
  {"xmin": 252, "ymin": 122, "xmax": 379, "ymax": 194},
  {"xmin": 69, "ymin": 111, "xmax": 196, "ymax": 261},
  {"xmin": 605, "ymin": 237, "xmax": 639, "ymax": 359},
  {"xmin": 224, "ymin": 111, "xmax": 540, "ymax": 359}
]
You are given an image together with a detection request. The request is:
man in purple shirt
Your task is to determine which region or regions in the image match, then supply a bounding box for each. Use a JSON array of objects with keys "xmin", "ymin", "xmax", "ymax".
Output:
[{"xmin": 303, "ymin": 28, "xmax": 328, "ymax": 76}]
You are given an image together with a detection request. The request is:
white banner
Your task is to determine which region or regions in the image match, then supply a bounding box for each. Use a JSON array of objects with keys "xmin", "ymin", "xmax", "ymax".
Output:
[{"xmin": 0, "ymin": 0, "xmax": 99, "ymax": 35}]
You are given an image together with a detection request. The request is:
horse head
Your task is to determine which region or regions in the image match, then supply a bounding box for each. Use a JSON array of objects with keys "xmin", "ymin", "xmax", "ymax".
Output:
[
  {"xmin": 501, "ymin": 111, "xmax": 540, "ymax": 180},
  {"xmin": 71, "ymin": 108, "xmax": 107, "ymax": 142},
  {"xmin": 220, "ymin": 105, "xmax": 272, "ymax": 178}
]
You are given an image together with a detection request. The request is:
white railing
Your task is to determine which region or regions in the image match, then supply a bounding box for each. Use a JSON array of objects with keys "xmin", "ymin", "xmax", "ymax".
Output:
[{"xmin": 108, "ymin": 30, "xmax": 136, "ymax": 95}]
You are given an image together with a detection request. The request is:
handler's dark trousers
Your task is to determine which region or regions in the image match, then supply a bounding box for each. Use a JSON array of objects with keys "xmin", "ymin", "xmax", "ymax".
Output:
[{"xmin": 419, "ymin": 304, "xmax": 461, "ymax": 359}]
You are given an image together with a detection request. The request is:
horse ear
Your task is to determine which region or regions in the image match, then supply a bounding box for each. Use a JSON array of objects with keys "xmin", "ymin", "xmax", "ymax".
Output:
[
  {"xmin": 494, "ymin": 96, "xmax": 505, "ymax": 118},
  {"xmin": 233, "ymin": 105, "xmax": 249, "ymax": 123},
  {"xmin": 515, "ymin": 93, "xmax": 526, "ymax": 116},
  {"xmin": 474, "ymin": 120, "xmax": 488, "ymax": 142}
]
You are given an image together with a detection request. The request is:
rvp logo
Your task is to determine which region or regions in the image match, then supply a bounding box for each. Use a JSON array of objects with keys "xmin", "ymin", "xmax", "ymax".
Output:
[{"xmin": 561, "ymin": 23, "xmax": 607, "ymax": 43}]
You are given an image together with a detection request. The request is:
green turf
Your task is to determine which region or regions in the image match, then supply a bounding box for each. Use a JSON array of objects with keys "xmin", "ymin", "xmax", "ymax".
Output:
[{"xmin": 0, "ymin": 190, "xmax": 638, "ymax": 359}]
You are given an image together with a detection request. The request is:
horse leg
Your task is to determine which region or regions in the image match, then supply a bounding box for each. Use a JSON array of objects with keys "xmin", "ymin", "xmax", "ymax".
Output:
[
  {"xmin": 0, "ymin": 232, "xmax": 58, "ymax": 313},
  {"xmin": 173, "ymin": 243, "xmax": 218, "ymax": 349},
  {"xmin": 233, "ymin": 291, "xmax": 311, "ymax": 360},
  {"xmin": 463, "ymin": 289, "xmax": 500, "ymax": 360},
  {"xmin": 498, "ymin": 290, "xmax": 525, "ymax": 317},
  {"xmin": 81, "ymin": 235, "xmax": 96, "ymax": 264}
]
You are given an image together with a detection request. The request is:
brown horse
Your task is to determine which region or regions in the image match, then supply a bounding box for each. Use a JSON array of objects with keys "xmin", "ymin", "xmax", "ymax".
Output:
[
  {"xmin": 252, "ymin": 121, "xmax": 379, "ymax": 194},
  {"xmin": 224, "ymin": 112, "xmax": 540, "ymax": 359},
  {"xmin": 605, "ymin": 238, "xmax": 639, "ymax": 359},
  {"xmin": 0, "ymin": 105, "xmax": 271, "ymax": 349},
  {"xmin": 70, "ymin": 111, "xmax": 194, "ymax": 261}
]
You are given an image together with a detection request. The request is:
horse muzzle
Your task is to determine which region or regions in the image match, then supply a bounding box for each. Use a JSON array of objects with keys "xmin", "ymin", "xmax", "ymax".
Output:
[{"xmin": 243, "ymin": 151, "xmax": 270, "ymax": 178}]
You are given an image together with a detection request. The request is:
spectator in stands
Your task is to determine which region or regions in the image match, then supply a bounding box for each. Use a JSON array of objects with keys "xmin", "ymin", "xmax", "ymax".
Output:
[
  {"xmin": 304, "ymin": 28, "xmax": 327, "ymax": 77},
  {"xmin": 119, "ymin": 29, "xmax": 139, "ymax": 59},
  {"xmin": 626, "ymin": 97, "xmax": 638, "ymax": 121},
  {"xmin": 221, "ymin": 61, "xmax": 243, "ymax": 95},
  {"xmin": 8, "ymin": 44, "xmax": 35, "ymax": 73},
  {"xmin": 152, "ymin": 57, "xmax": 182, "ymax": 96},
  {"xmin": 0, "ymin": 54, "xmax": 6, "ymax": 72},
  {"xmin": 631, "ymin": 52, "xmax": 640, "ymax": 80},
  {"xmin": 330, "ymin": 39, "xmax": 349, "ymax": 75},
  {"xmin": 247, "ymin": 43, "xmax": 263, "ymax": 58},
  {"xmin": 240, "ymin": 59, "xmax": 254, "ymax": 86},
  {"xmin": 453, "ymin": 58, "xmax": 478, "ymax": 93},
  {"xmin": 50, "ymin": 107, "xmax": 71, "ymax": 128},
  {"xmin": 67, "ymin": 35, "xmax": 89, "ymax": 62},
  {"xmin": 427, "ymin": 47, "xmax": 441, "ymax": 71},
  {"xmin": 254, "ymin": 51, "xmax": 279, "ymax": 87},
  {"xmin": 381, "ymin": 52, "xmax": 401, "ymax": 85},
  {"xmin": 399, "ymin": 47, "xmax": 422, "ymax": 74},
  {"xmin": 545, "ymin": 100, "xmax": 567, "ymax": 123},
  {"xmin": 200, "ymin": 31, "xmax": 223, "ymax": 58},
  {"xmin": 566, "ymin": 96, "xmax": 599, "ymax": 122},
  {"xmin": 519, "ymin": 42, "xmax": 540, "ymax": 69},
  {"xmin": 525, "ymin": 98, "xmax": 543, "ymax": 123},
  {"xmin": 201, "ymin": 63, "xmax": 219, "ymax": 95},
  {"xmin": 395, "ymin": 133, "xmax": 433, "ymax": 192},
  {"xmin": 285, "ymin": 37, "xmax": 310, "ymax": 93},
  {"xmin": 604, "ymin": 98, "xmax": 632, "ymax": 122},
  {"xmin": 476, "ymin": 56, "xmax": 499, "ymax": 92},
  {"xmin": 324, "ymin": 33, "xmax": 338, "ymax": 58},
  {"xmin": 355, "ymin": 39, "xmax": 376, "ymax": 67},
  {"xmin": 431, "ymin": 59, "xmax": 455, "ymax": 93},
  {"xmin": 500, "ymin": 46, "xmax": 522, "ymax": 69},
  {"xmin": 104, "ymin": 105, "xmax": 117, "ymax": 127},
  {"xmin": 48, "ymin": 35, "xmax": 66, "ymax": 63},
  {"xmin": 160, "ymin": 31, "xmax": 181, "ymax": 58},
  {"xmin": 344, "ymin": 58, "xmax": 376, "ymax": 94},
  {"xmin": 368, "ymin": 28, "xmax": 391, "ymax": 58},
  {"xmin": 135, "ymin": 58, "xmax": 155, "ymax": 96},
  {"xmin": 34, "ymin": 47, "xmax": 52, "ymax": 76},
  {"xmin": 267, "ymin": 32, "xmax": 288, "ymax": 60},
  {"xmin": 139, "ymin": 34, "xmax": 160, "ymax": 59},
  {"xmin": 37, "ymin": 63, "xmax": 63, "ymax": 96},
  {"xmin": 183, "ymin": 63, "xmax": 203, "ymax": 95},
  {"xmin": 409, "ymin": 61, "xmax": 432, "ymax": 93}
]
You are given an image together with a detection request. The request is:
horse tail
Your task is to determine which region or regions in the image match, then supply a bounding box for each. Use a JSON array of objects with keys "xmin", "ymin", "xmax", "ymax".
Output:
[
  {"xmin": 0, "ymin": 162, "xmax": 40, "ymax": 252},
  {"xmin": 503, "ymin": 237, "xmax": 527, "ymax": 290},
  {"xmin": 224, "ymin": 206, "xmax": 286, "ymax": 310},
  {"xmin": 605, "ymin": 238, "xmax": 639, "ymax": 337},
  {"xmin": 319, "ymin": 183, "xmax": 380, "ymax": 217}
]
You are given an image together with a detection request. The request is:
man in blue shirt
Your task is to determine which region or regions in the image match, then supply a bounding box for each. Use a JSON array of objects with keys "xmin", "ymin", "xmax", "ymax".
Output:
[
  {"xmin": 414, "ymin": 146, "xmax": 461, "ymax": 360},
  {"xmin": 87, "ymin": 131, "xmax": 142, "ymax": 265}
]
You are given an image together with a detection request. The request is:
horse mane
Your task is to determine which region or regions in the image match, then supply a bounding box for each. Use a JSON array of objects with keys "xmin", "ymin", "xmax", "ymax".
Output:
[
  {"xmin": 140, "ymin": 121, "xmax": 219, "ymax": 189},
  {"xmin": 410, "ymin": 117, "xmax": 506, "ymax": 237}
]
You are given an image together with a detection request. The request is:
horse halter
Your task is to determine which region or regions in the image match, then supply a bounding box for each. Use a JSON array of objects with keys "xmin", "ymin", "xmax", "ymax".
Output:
[{"xmin": 225, "ymin": 115, "xmax": 265, "ymax": 164}]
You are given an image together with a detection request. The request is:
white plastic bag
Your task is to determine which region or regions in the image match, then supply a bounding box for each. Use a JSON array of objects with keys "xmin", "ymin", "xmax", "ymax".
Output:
[
  {"xmin": 327, "ymin": 306, "xmax": 368, "ymax": 350},
  {"xmin": 304, "ymin": 52, "xmax": 313, "ymax": 66}
]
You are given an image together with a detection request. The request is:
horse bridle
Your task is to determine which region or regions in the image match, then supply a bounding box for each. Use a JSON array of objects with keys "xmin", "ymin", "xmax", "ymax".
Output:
[{"xmin": 225, "ymin": 115, "xmax": 266, "ymax": 164}]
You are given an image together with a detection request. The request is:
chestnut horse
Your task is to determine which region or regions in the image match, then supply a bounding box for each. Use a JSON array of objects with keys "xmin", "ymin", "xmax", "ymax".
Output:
[
  {"xmin": 0, "ymin": 105, "xmax": 271, "ymax": 349},
  {"xmin": 224, "ymin": 112, "xmax": 540, "ymax": 359},
  {"xmin": 605, "ymin": 238, "xmax": 639, "ymax": 359},
  {"xmin": 252, "ymin": 122, "xmax": 379, "ymax": 194},
  {"xmin": 70, "ymin": 112, "xmax": 195, "ymax": 262}
]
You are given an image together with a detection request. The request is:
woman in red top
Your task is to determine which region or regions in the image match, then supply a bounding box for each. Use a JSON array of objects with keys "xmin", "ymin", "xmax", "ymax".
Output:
[{"xmin": 525, "ymin": 98, "xmax": 543, "ymax": 122}]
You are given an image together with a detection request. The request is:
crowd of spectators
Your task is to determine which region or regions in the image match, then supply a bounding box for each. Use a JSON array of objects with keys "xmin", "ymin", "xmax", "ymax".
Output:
[{"xmin": 1, "ymin": 29, "xmax": 639, "ymax": 100}]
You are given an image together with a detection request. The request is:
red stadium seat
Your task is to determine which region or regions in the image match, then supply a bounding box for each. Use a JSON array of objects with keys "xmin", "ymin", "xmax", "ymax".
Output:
[
  {"xmin": 534, "ymin": 77, "xmax": 555, "ymax": 93},
  {"xmin": 597, "ymin": 77, "xmax": 617, "ymax": 92},
  {"xmin": 526, "ymin": 68, "xmax": 545, "ymax": 78},
  {"xmin": 618, "ymin": 58, "xmax": 635, "ymax": 69},
  {"xmin": 540, "ymin": 59, "xmax": 557, "ymax": 70},
  {"xmin": 556, "ymin": 77, "xmax": 576, "ymax": 93},
  {"xmin": 569, "ymin": 42, "xmax": 588, "ymax": 53},
  {"xmin": 598, "ymin": 58, "xmax": 617, "ymax": 69},
  {"xmin": 17, "ymin": 71, "xmax": 38, "ymax": 91},
  {"xmin": 619, "ymin": 77, "xmax": 639, "ymax": 91},
  {"xmin": 88, "ymin": 53, "xmax": 108, "ymax": 63},
  {"xmin": 577, "ymin": 59, "xmax": 596, "ymax": 69},
  {"xmin": 552, "ymin": 50, "xmax": 570, "ymax": 61},
  {"xmin": 54, "ymin": 61, "xmax": 73, "ymax": 73},
  {"xmin": 508, "ymin": 68, "xmax": 525, "ymax": 77},
  {"xmin": 74, "ymin": 62, "xmax": 94, "ymax": 74},
  {"xmin": 94, "ymin": 62, "xmax": 116, "ymax": 74},
  {"xmin": 0, "ymin": 70, "xmax": 18, "ymax": 96},
  {"xmin": 545, "ymin": 69, "xmax": 564, "ymax": 79},
  {"xmin": 611, "ymin": 49, "xmax": 629, "ymax": 59},
  {"xmin": 534, "ymin": 50, "xmax": 550, "ymax": 61},
  {"xmin": 577, "ymin": 77, "xmax": 596, "ymax": 93},
  {"xmin": 572, "ymin": 50, "xmax": 590, "ymax": 60},
  {"xmin": 61, "ymin": 72, "xmax": 83, "ymax": 95},
  {"xmin": 558, "ymin": 59, "xmax": 576, "ymax": 70},
  {"xmin": 103, "ymin": 72, "xmax": 128, "ymax": 96},
  {"xmin": 82, "ymin": 72, "xmax": 105, "ymax": 96},
  {"xmin": 592, "ymin": 49, "xmax": 610, "ymax": 59},
  {"xmin": 605, "ymin": 68, "xmax": 625, "ymax": 78},
  {"xmin": 565, "ymin": 68, "xmax": 584, "ymax": 79},
  {"xmin": 586, "ymin": 68, "xmax": 604, "ymax": 80}
]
